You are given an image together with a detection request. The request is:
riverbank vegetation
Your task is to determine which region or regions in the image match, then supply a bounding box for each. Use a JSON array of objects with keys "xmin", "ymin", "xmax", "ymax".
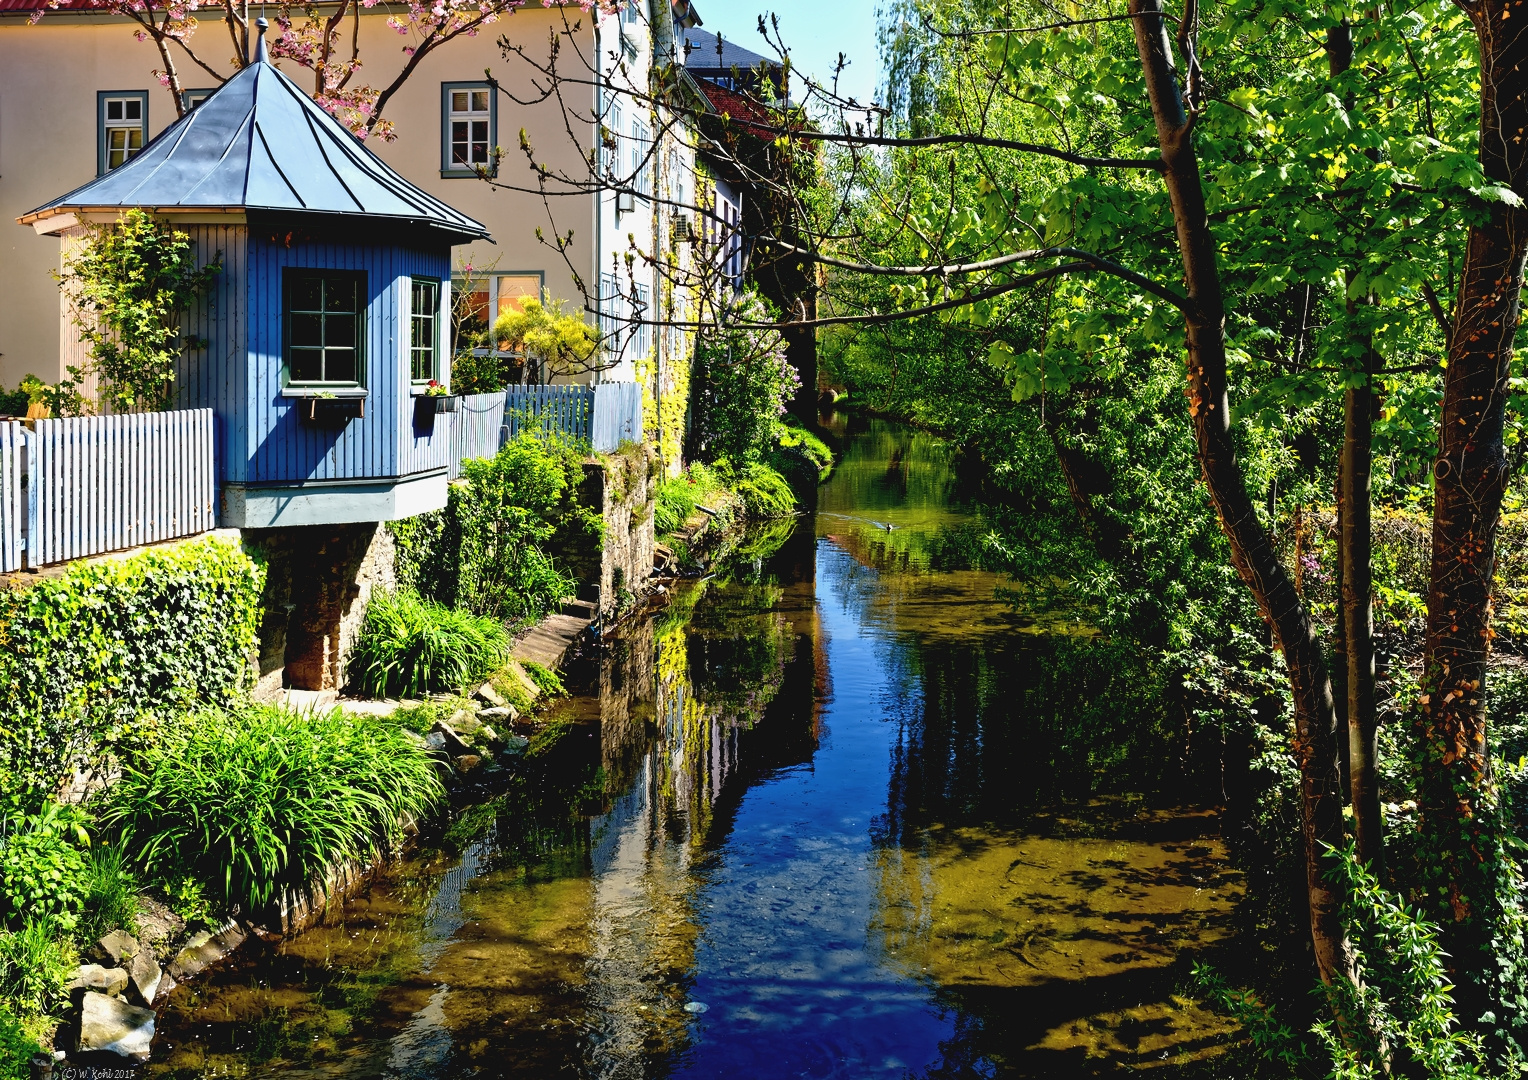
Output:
[
  {"xmin": 654, "ymin": 296, "xmax": 832, "ymax": 551},
  {"xmin": 768, "ymin": 0, "xmax": 1528, "ymax": 1069}
]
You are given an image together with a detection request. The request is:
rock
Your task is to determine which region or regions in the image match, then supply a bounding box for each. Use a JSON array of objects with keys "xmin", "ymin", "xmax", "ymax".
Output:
[
  {"xmin": 402, "ymin": 728, "xmax": 428, "ymax": 748},
  {"xmin": 156, "ymin": 969, "xmax": 177, "ymax": 1002},
  {"xmin": 477, "ymin": 725, "xmax": 502, "ymax": 748},
  {"xmin": 474, "ymin": 682, "xmax": 508, "ymax": 709},
  {"xmin": 449, "ymin": 710, "xmax": 483, "ymax": 736},
  {"xmin": 423, "ymin": 730, "xmax": 448, "ymax": 753},
  {"xmin": 478, "ymin": 704, "xmax": 519, "ymax": 724},
  {"xmin": 87, "ymin": 930, "xmax": 141, "ymax": 967},
  {"xmin": 454, "ymin": 754, "xmax": 483, "ymax": 775},
  {"xmin": 127, "ymin": 946, "xmax": 163, "ymax": 1005},
  {"xmin": 66, "ymin": 964, "xmax": 129, "ymax": 999},
  {"xmin": 501, "ymin": 734, "xmax": 531, "ymax": 757},
  {"xmin": 429, "ymin": 721, "xmax": 472, "ymax": 757},
  {"xmin": 166, "ymin": 923, "xmax": 247, "ymax": 982},
  {"xmin": 76, "ymin": 992, "xmax": 155, "ymax": 1062},
  {"xmin": 132, "ymin": 895, "xmax": 185, "ymax": 955}
]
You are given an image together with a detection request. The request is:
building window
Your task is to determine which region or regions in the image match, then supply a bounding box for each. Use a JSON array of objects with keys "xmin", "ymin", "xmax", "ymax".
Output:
[
  {"xmin": 452, "ymin": 271, "xmax": 491, "ymax": 352},
  {"xmin": 98, "ymin": 91, "xmax": 147, "ymax": 174},
  {"xmin": 631, "ymin": 121, "xmax": 650, "ymax": 195},
  {"xmin": 181, "ymin": 89, "xmax": 215, "ymax": 112},
  {"xmin": 284, "ymin": 270, "xmax": 364, "ymax": 386},
  {"xmin": 633, "ymin": 283, "xmax": 650, "ymax": 358},
  {"xmin": 496, "ymin": 274, "xmax": 542, "ymax": 318},
  {"xmin": 600, "ymin": 274, "xmax": 623, "ymax": 356},
  {"xmin": 410, "ymin": 278, "xmax": 440, "ymax": 383},
  {"xmin": 442, "ymin": 83, "xmax": 495, "ymax": 177},
  {"xmin": 603, "ymin": 102, "xmax": 622, "ymax": 179}
]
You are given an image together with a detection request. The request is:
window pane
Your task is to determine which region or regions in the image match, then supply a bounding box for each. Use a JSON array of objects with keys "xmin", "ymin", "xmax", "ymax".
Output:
[
  {"xmin": 471, "ymin": 90, "xmax": 488, "ymax": 112},
  {"xmin": 324, "ymin": 313, "xmax": 356, "ymax": 349},
  {"xmin": 324, "ymin": 278, "xmax": 356, "ymax": 313},
  {"xmin": 324, "ymin": 348, "xmax": 357, "ymax": 384},
  {"xmin": 497, "ymin": 275, "xmax": 540, "ymax": 316},
  {"xmin": 452, "ymin": 91, "xmax": 468, "ymax": 112},
  {"xmin": 107, "ymin": 129, "xmax": 126, "ymax": 151},
  {"xmin": 289, "ymin": 312, "xmax": 323, "ymax": 348},
  {"xmin": 107, "ymin": 100, "xmax": 123, "ymax": 121},
  {"xmin": 127, "ymin": 129, "xmax": 142, "ymax": 151},
  {"xmin": 289, "ymin": 276, "xmax": 323, "ymax": 312},
  {"xmin": 289, "ymin": 348, "xmax": 323, "ymax": 382},
  {"xmin": 124, "ymin": 98, "xmax": 141, "ymax": 120}
]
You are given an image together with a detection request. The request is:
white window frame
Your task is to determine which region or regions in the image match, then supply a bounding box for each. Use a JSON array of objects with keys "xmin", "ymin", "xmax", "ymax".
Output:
[
  {"xmin": 631, "ymin": 120, "xmax": 650, "ymax": 195},
  {"xmin": 442, "ymin": 82, "xmax": 496, "ymax": 178},
  {"xmin": 98, "ymin": 91, "xmax": 147, "ymax": 175}
]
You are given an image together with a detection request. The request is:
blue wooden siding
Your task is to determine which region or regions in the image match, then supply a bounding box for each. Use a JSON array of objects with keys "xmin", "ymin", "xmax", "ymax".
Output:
[
  {"xmin": 177, "ymin": 224, "xmax": 249, "ymax": 484},
  {"xmin": 175, "ymin": 227, "xmax": 453, "ymax": 487},
  {"xmin": 246, "ymin": 235, "xmax": 451, "ymax": 484}
]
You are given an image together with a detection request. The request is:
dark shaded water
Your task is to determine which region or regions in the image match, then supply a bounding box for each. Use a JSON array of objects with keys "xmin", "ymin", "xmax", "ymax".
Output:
[{"xmin": 148, "ymin": 416, "xmax": 1242, "ymax": 1079}]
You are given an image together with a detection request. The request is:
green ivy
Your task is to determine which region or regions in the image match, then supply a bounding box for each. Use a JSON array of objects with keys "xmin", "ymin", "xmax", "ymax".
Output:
[{"xmin": 0, "ymin": 537, "xmax": 264, "ymax": 805}]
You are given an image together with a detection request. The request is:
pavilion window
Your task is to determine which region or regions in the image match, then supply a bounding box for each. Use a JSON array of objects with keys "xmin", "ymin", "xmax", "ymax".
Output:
[
  {"xmin": 284, "ymin": 270, "xmax": 364, "ymax": 386},
  {"xmin": 410, "ymin": 278, "xmax": 441, "ymax": 384}
]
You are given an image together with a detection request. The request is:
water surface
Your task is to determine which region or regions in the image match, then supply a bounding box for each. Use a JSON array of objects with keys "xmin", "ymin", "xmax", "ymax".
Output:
[{"xmin": 149, "ymin": 416, "xmax": 1242, "ymax": 1079}]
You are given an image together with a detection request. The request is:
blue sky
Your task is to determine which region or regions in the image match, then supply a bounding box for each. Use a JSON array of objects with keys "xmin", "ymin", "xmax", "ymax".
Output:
[{"xmin": 696, "ymin": 1, "xmax": 883, "ymax": 107}]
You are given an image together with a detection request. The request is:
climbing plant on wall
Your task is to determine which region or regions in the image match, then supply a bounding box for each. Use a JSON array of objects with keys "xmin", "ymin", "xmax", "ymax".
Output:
[{"xmin": 56, "ymin": 208, "xmax": 222, "ymax": 414}]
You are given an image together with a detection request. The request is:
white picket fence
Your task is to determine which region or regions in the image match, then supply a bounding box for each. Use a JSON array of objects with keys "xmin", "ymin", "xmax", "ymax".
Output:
[
  {"xmin": 450, "ymin": 383, "xmax": 645, "ymax": 478},
  {"xmin": 0, "ymin": 410, "xmax": 216, "ymax": 571},
  {"xmin": 0, "ymin": 425, "xmax": 23, "ymax": 572}
]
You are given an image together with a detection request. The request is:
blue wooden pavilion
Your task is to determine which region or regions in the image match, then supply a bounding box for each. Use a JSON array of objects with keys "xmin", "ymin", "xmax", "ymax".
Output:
[{"xmin": 20, "ymin": 21, "xmax": 490, "ymax": 528}]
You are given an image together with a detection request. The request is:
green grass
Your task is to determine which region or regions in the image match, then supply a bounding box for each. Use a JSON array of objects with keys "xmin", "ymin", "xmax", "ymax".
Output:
[
  {"xmin": 0, "ymin": 920, "xmax": 73, "ymax": 1019},
  {"xmin": 655, "ymin": 463, "xmax": 732, "ymax": 535},
  {"xmin": 101, "ymin": 705, "xmax": 445, "ymax": 914},
  {"xmin": 351, "ymin": 589, "xmax": 512, "ymax": 698},
  {"xmin": 732, "ymin": 462, "xmax": 798, "ymax": 519},
  {"xmin": 74, "ymin": 843, "xmax": 138, "ymax": 946},
  {"xmin": 520, "ymin": 661, "xmax": 566, "ymax": 697}
]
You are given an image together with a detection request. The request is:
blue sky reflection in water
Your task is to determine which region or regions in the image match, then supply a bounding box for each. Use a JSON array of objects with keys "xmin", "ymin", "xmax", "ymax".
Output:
[{"xmin": 146, "ymin": 416, "xmax": 1241, "ymax": 1080}]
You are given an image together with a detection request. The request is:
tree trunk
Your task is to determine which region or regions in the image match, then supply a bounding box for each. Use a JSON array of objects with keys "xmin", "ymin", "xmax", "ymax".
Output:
[
  {"xmin": 1130, "ymin": 0, "xmax": 1354, "ymax": 988},
  {"xmin": 1342, "ymin": 334, "xmax": 1382, "ymax": 874},
  {"xmin": 1325, "ymin": 19, "xmax": 1384, "ymax": 875},
  {"xmin": 1414, "ymin": 2, "xmax": 1528, "ymax": 1030}
]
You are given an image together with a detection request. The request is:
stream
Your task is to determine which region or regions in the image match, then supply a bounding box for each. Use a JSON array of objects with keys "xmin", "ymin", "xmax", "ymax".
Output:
[{"xmin": 147, "ymin": 415, "xmax": 1244, "ymax": 1079}]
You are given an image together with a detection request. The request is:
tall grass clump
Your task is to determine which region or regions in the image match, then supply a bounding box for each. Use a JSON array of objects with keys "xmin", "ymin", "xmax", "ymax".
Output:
[
  {"xmin": 655, "ymin": 462, "xmax": 731, "ymax": 535},
  {"xmin": 350, "ymin": 588, "xmax": 511, "ymax": 698},
  {"xmin": 74, "ymin": 844, "xmax": 138, "ymax": 946},
  {"xmin": 0, "ymin": 920, "xmax": 73, "ymax": 1019},
  {"xmin": 101, "ymin": 706, "xmax": 444, "ymax": 914}
]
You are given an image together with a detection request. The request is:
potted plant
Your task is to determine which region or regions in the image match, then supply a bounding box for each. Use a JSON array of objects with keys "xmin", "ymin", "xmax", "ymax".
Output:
[{"xmin": 423, "ymin": 380, "xmax": 458, "ymax": 413}]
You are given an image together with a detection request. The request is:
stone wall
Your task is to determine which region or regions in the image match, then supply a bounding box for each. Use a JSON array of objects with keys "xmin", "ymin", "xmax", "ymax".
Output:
[
  {"xmin": 589, "ymin": 445, "xmax": 658, "ymax": 618},
  {"xmin": 242, "ymin": 523, "xmax": 396, "ymax": 694}
]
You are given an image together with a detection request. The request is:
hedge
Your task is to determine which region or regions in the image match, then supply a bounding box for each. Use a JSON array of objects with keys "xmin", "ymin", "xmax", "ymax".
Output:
[{"xmin": 0, "ymin": 537, "xmax": 264, "ymax": 804}]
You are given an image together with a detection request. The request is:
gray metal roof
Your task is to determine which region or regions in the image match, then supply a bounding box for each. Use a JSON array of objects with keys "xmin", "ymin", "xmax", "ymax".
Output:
[
  {"xmin": 681, "ymin": 27, "xmax": 775, "ymax": 73},
  {"xmin": 21, "ymin": 40, "xmax": 490, "ymax": 243}
]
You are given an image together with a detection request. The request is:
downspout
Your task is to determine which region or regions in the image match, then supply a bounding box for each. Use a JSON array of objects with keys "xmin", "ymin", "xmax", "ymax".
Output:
[{"xmin": 593, "ymin": 17, "xmax": 604, "ymax": 386}]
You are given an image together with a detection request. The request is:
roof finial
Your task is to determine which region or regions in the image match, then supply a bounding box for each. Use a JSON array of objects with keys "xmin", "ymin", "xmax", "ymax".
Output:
[{"xmin": 254, "ymin": 16, "xmax": 269, "ymax": 64}]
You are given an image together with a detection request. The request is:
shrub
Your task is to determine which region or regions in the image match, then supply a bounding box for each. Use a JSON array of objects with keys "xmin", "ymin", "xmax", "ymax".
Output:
[
  {"xmin": 392, "ymin": 433, "xmax": 598, "ymax": 627},
  {"xmin": 0, "ymin": 803, "xmax": 90, "ymax": 933},
  {"xmin": 101, "ymin": 706, "xmax": 444, "ymax": 913},
  {"xmin": 0, "ymin": 537, "xmax": 264, "ymax": 805},
  {"xmin": 74, "ymin": 844, "xmax": 138, "ymax": 946},
  {"xmin": 491, "ymin": 296, "xmax": 599, "ymax": 384},
  {"xmin": 0, "ymin": 1007, "xmax": 41, "ymax": 1080},
  {"xmin": 350, "ymin": 589, "xmax": 511, "ymax": 698},
  {"xmin": 0, "ymin": 920, "xmax": 74, "ymax": 1019},
  {"xmin": 689, "ymin": 294, "xmax": 800, "ymax": 466}
]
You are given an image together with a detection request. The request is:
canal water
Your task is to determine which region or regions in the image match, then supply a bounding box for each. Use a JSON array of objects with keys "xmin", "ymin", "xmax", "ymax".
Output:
[{"xmin": 148, "ymin": 416, "xmax": 1244, "ymax": 1079}]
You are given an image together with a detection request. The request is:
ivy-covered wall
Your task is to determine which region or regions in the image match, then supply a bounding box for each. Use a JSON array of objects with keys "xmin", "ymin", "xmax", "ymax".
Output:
[{"xmin": 0, "ymin": 536, "xmax": 264, "ymax": 803}]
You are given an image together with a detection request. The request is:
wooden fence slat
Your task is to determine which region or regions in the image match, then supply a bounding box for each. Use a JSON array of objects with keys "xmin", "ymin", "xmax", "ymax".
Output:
[{"xmin": 18, "ymin": 408, "xmax": 216, "ymax": 569}]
